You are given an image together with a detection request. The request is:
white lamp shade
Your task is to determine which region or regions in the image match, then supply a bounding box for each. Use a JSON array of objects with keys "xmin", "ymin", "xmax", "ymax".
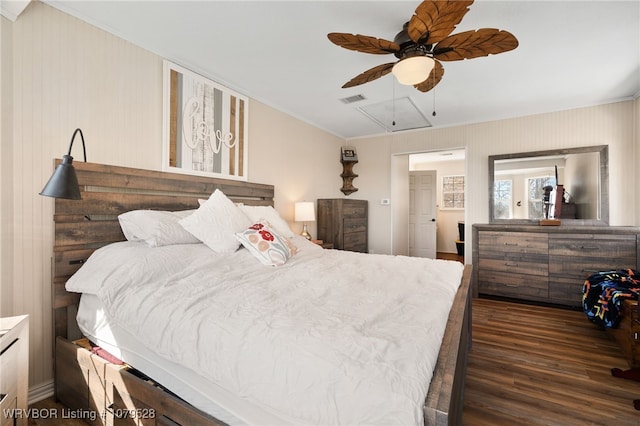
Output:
[
  {"xmin": 392, "ymin": 56, "xmax": 435, "ymax": 85},
  {"xmin": 294, "ymin": 202, "xmax": 315, "ymax": 222}
]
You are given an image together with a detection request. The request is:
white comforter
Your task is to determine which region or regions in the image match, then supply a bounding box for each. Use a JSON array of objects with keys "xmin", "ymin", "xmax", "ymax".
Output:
[{"xmin": 66, "ymin": 238, "xmax": 463, "ymax": 425}]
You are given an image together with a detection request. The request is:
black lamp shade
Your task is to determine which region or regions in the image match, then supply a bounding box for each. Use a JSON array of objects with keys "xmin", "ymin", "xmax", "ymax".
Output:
[{"xmin": 39, "ymin": 155, "xmax": 81, "ymax": 200}]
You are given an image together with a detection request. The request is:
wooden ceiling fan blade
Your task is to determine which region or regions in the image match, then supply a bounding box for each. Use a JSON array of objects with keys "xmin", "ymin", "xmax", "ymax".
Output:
[
  {"xmin": 434, "ymin": 29, "xmax": 519, "ymax": 61},
  {"xmin": 328, "ymin": 33, "xmax": 400, "ymax": 55},
  {"xmin": 342, "ymin": 63, "xmax": 395, "ymax": 88},
  {"xmin": 408, "ymin": 0, "xmax": 474, "ymax": 45},
  {"xmin": 414, "ymin": 60, "xmax": 444, "ymax": 93}
]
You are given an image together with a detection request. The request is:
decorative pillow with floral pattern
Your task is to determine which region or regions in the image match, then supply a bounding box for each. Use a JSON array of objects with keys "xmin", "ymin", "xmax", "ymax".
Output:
[{"xmin": 235, "ymin": 221, "xmax": 297, "ymax": 266}]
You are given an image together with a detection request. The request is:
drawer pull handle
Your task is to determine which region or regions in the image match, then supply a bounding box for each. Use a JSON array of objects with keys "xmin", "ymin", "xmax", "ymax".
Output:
[
  {"xmin": 0, "ymin": 338, "xmax": 18, "ymax": 356},
  {"xmin": 504, "ymin": 242, "xmax": 519, "ymax": 246},
  {"xmin": 505, "ymin": 284, "xmax": 518, "ymax": 287},
  {"xmin": 504, "ymin": 262, "xmax": 519, "ymax": 267}
]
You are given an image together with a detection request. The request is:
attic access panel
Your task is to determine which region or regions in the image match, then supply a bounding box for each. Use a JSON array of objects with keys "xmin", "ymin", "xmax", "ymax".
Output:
[{"xmin": 358, "ymin": 97, "xmax": 431, "ymax": 132}]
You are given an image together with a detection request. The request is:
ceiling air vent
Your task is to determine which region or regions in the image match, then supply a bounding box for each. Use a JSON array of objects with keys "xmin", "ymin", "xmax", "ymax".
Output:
[{"xmin": 339, "ymin": 94, "xmax": 366, "ymax": 104}]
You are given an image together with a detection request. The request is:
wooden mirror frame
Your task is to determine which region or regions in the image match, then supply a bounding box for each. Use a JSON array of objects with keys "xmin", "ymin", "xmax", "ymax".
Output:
[{"xmin": 488, "ymin": 145, "xmax": 609, "ymax": 225}]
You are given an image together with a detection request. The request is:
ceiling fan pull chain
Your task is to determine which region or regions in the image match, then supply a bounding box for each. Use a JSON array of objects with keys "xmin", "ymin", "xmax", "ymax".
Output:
[
  {"xmin": 432, "ymin": 90, "xmax": 436, "ymax": 117},
  {"xmin": 392, "ymin": 78, "xmax": 396, "ymax": 127},
  {"xmin": 432, "ymin": 71, "xmax": 437, "ymax": 117}
]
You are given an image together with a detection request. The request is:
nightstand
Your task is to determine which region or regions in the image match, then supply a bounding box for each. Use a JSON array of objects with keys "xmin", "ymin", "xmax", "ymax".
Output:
[
  {"xmin": 1, "ymin": 315, "xmax": 29, "ymax": 426},
  {"xmin": 311, "ymin": 239, "xmax": 334, "ymax": 249}
]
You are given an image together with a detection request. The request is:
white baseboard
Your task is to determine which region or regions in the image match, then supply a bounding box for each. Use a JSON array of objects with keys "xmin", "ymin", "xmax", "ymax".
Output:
[{"xmin": 29, "ymin": 380, "xmax": 54, "ymax": 404}]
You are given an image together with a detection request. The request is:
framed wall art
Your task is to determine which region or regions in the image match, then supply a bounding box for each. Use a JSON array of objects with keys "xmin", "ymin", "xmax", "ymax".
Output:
[
  {"xmin": 442, "ymin": 175, "xmax": 465, "ymax": 209},
  {"xmin": 162, "ymin": 61, "xmax": 249, "ymax": 180}
]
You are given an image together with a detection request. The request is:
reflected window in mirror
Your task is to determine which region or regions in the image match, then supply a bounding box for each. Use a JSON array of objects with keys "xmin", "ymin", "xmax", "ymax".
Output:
[
  {"xmin": 528, "ymin": 176, "xmax": 556, "ymax": 219},
  {"xmin": 493, "ymin": 179, "xmax": 513, "ymax": 219}
]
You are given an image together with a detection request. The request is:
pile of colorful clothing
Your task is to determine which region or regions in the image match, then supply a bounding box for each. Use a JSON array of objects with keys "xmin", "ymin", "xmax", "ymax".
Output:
[{"xmin": 582, "ymin": 269, "xmax": 640, "ymax": 328}]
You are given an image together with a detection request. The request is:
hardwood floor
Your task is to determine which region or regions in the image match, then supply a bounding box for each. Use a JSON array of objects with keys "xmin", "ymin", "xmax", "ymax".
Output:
[
  {"xmin": 463, "ymin": 298, "xmax": 640, "ymax": 425},
  {"xmin": 27, "ymin": 397, "xmax": 89, "ymax": 426},
  {"xmin": 28, "ymin": 298, "xmax": 639, "ymax": 425},
  {"xmin": 437, "ymin": 251, "xmax": 464, "ymax": 263}
]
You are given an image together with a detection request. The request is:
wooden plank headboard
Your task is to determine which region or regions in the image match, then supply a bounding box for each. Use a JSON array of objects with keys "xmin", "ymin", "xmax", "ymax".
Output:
[{"xmin": 51, "ymin": 160, "xmax": 274, "ymax": 339}]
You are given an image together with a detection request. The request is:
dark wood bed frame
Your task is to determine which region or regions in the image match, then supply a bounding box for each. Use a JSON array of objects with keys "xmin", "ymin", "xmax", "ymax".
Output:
[{"xmin": 51, "ymin": 160, "xmax": 472, "ymax": 426}]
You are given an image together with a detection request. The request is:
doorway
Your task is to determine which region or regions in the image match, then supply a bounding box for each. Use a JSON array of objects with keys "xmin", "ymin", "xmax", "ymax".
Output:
[{"xmin": 391, "ymin": 149, "xmax": 466, "ymax": 259}]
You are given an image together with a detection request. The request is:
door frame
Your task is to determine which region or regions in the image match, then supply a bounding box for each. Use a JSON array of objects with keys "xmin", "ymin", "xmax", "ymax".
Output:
[{"xmin": 390, "ymin": 148, "xmax": 467, "ymax": 257}]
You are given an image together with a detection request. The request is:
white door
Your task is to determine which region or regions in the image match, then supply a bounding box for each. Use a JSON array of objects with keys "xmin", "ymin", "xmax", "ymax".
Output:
[{"xmin": 409, "ymin": 171, "xmax": 437, "ymax": 258}]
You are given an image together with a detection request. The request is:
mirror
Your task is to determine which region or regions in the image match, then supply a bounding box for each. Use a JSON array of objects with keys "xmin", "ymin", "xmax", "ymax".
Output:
[{"xmin": 489, "ymin": 145, "xmax": 608, "ymax": 225}]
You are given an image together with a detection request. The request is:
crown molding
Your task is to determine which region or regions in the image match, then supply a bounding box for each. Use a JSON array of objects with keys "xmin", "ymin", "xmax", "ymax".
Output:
[{"xmin": 1, "ymin": 0, "xmax": 31, "ymax": 22}]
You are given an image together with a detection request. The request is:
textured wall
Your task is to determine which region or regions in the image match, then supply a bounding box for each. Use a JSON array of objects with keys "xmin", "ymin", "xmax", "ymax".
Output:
[
  {"xmin": 6, "ymin": 1, "xmax": 163, "ymax": 390},
  {"xmin": 1, "ymin": 1, "xmax": 342, "ymax": 394}
]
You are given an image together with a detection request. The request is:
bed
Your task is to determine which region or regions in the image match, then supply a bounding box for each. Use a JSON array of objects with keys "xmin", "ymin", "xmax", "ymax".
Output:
[{"xmin": 51, "ymin": 160, "xmax": 472, "ymax": 426}]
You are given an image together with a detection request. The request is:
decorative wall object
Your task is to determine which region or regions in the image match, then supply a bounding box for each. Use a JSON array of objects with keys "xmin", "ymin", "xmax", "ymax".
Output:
[
  {"xmin": 163, "ymin": 61, "xmax": 249, "ymax": 180},
  {"xmin": 340, "ymin": 146, "xmax": 358, "ymax": 195},
  {"xmin": 442, "ymin": 175, "xmax": 464, "ymax": 209}
]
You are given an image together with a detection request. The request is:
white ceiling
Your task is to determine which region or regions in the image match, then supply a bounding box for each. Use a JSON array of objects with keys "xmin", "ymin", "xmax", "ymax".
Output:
[{"xmin": 41, "ymin": 0, "xmax": 640, "ymax": 139}]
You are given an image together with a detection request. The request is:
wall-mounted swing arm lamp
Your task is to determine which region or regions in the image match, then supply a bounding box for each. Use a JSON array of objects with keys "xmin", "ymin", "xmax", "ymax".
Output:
[{"xmin": 39, "ymin": 128, "xmax": 87, "ymax": 200}]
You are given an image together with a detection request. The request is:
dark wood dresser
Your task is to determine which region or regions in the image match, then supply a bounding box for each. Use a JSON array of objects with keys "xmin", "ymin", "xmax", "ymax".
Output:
[
  {"xmin": 472, "ymin": 224, "xmax": 640, "ymax": 307},
  {"xmin": 317, "ymin": 199, "xmax": 368, "ymax": 253}
]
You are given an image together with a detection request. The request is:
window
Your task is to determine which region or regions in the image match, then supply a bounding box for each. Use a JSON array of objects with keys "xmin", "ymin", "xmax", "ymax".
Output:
[
  {"xmin": 493, "ymin": 179, "xmax": 512, "ymax": 219},
  {"xmin": 527, "ymin": 176, "xmax": 556, "ymax": 219},
  {"xmin": 442, "ymin": 175, "xmax": 465, "ymax": 209}
]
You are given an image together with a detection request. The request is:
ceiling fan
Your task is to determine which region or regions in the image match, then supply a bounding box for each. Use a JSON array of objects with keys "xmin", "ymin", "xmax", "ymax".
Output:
[{"xmin": 327, "ymin": 0, "xmax": 518, "ymax": 93}]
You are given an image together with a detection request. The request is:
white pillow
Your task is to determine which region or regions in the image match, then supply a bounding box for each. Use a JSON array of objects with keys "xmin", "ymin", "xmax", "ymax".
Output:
[
  {"xmin": 179, "ymin": 189, "xmax": 251, "ymax": 253},
  {"xmin": 235, "ymin": 221, "xmax": 297, "ymax": 266},
  {"xmin": 65, "ymin": 241, "xmax": 212, "ymax": 295},
  {"xmin": 118, "ymin": 210, "xmax": 199, "ymax": 247},
  {"xmin": 238, "ymin": 204, "xmax": 295, "ymax": 239}
]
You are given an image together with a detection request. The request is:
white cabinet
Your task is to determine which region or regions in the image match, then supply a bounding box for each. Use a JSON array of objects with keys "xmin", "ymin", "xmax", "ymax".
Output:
[{"xmin": 1, "ymin": 315, "xmax": 29, "ymax": 426}]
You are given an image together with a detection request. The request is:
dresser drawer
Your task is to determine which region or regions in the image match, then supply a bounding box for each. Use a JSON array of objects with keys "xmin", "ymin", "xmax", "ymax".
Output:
[
  {"xmin": 549, "ymin": 256, "xmax": 636, "ymax": 278},
  {"xmin": 0, "ymin": 315, "xmax": 28, "ymax": 426},
  {"xmin": 478, "ymin": 256, "xmax": 548, "ymax": 277},
  {"xmin": 0, "ymin": 395, "xmax": 17, "ymax": 426},
  {"xmin": 549, "ymin": 234, "xmax": 636, "ymax": 276},
  {"xmin": 548, "ymin": 278, "xmax": 584, "ymax": 306},
  {"xmin": 342, "ymin": 201, "xmax": 367, "ymax": 217},
  {"xmin": 343, "ymin": 218, "xmax": 366, "ymax": 234},
  {"xmin": 478, "ymin": 231, "xmax": 548, "ymax": 256},
  {"xmin": 478, "ymin": 270, "xmax": 548, "ymax": 300},
  {"xmin": 343, "ymin": 231, "xmax": 367, "ymax": 252},
  {"xmin": 0, "ymin": 338, "xmax": 19, "ymax": 421},
  {"xmin": 56, "ymin": 337, "xmax": 111, "ymax": 423},
  {"xmin": 549, "ymin": 233, "xmax": 636, "ymax": 258},
  {"xmin": 106, "ymin": 362, "xmax": 222, "ymax": 426}
]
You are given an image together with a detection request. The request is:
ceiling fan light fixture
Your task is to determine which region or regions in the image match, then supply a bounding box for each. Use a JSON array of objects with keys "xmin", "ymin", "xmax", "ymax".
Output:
[{"xmin": 392, "ymin": 55, "xmax": 435, "ymax": 85}]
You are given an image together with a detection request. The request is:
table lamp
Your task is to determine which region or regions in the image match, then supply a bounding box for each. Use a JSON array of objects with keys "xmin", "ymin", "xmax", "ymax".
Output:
[{"xmin": 294, "ymin": 201, "xmax": 315, "ymax": 240}]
